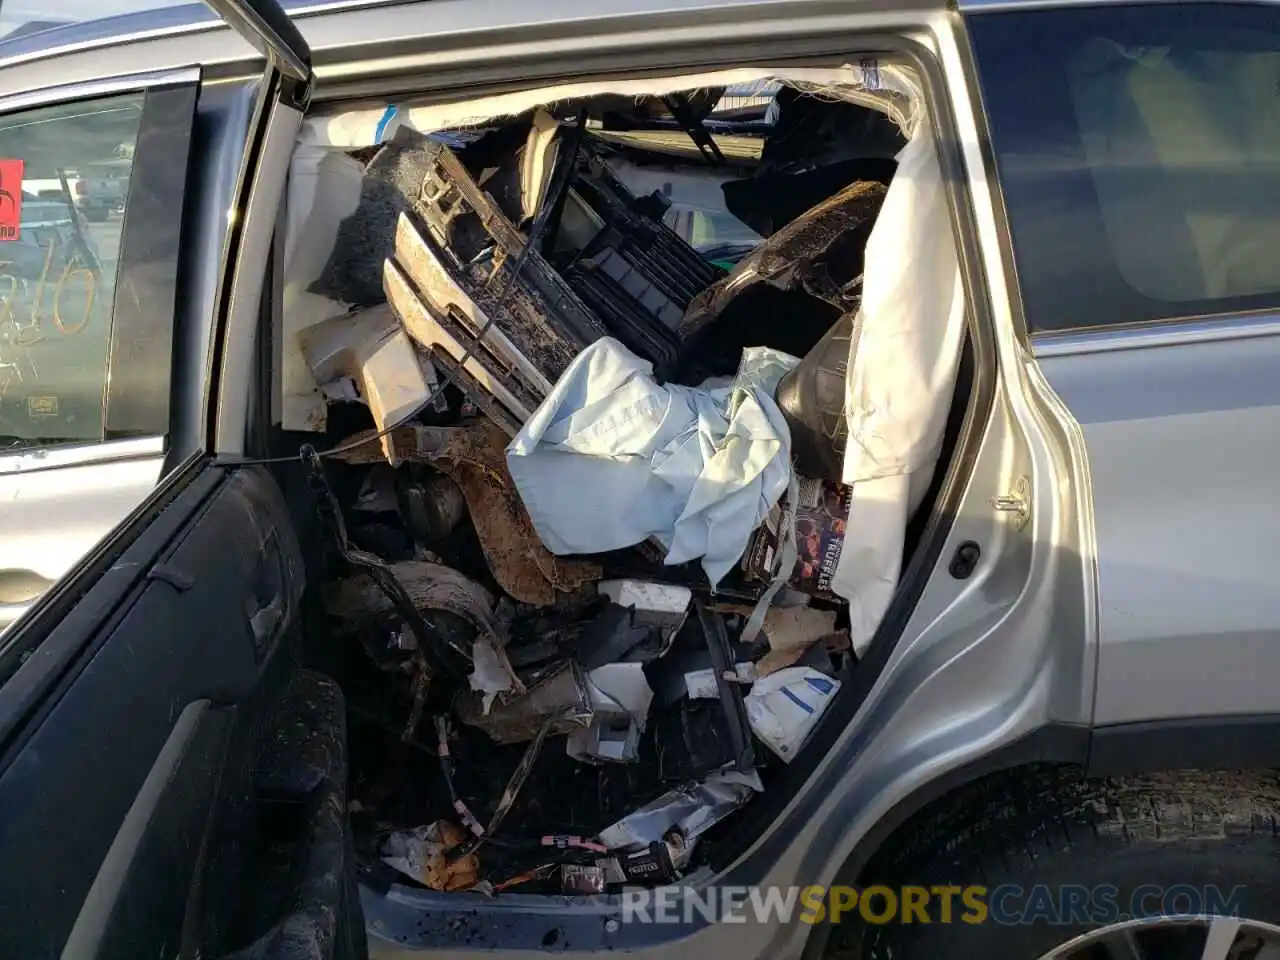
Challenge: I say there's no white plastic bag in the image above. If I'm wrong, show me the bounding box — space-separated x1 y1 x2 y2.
744 667 840 762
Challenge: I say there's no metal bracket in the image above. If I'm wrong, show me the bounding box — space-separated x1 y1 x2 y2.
992 475 1031 531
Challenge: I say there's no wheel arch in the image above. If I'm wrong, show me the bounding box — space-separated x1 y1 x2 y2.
801 715 1280 959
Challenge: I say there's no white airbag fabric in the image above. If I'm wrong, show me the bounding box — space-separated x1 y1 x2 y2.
505 337 798 587
833 116 966 653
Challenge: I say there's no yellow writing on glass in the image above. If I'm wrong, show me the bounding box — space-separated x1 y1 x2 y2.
0 233 97 344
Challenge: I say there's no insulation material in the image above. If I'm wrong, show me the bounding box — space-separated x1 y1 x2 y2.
281 61 921 433
296 63 920 150
283 150 366 432
833 113 966 654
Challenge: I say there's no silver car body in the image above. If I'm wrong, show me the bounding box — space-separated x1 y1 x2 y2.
0 0 1271 955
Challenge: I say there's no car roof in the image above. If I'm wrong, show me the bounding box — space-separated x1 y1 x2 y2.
0 0 954 103
0 0 362 69
0 0 367 57
0 0 1195 103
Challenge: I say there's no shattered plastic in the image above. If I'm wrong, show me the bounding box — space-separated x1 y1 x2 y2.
680 179 886 344
299 304 437 466
382 821 481 891
455 660 594 744
566 662 654 764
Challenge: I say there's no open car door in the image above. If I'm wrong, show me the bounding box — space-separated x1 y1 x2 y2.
0 5 363 959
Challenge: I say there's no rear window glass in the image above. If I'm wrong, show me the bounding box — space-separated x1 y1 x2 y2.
0 93 142 448
971 4 1280 333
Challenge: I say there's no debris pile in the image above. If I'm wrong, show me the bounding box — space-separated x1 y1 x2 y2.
301 90 883 895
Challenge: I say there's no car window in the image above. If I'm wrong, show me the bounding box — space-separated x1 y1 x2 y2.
970 4 1280 333
0 87 194 451
607 158 763 256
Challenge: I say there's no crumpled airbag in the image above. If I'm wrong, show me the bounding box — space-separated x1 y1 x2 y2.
506 337 797 586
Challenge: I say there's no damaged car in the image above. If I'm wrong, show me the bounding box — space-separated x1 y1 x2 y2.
289 66 920 905
3 1 1280 959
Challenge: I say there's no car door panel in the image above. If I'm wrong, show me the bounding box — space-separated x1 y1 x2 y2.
1038 329 1280 725
61 698 230 960
0 466 305 958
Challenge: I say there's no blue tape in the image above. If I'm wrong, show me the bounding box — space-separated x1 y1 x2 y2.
806 676 835 696
374 104 399 143
781 686 815 715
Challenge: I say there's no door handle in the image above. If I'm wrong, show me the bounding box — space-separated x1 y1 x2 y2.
0 569 53 633
247 530 286 649
0 568 53 605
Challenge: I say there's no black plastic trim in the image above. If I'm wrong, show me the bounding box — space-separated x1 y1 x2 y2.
950 10 1032 347
203 69 281 451
1089 715 1280 776
104 81 199 440
167 80 257 469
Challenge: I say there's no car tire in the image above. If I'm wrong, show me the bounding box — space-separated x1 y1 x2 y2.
853 767 1280 959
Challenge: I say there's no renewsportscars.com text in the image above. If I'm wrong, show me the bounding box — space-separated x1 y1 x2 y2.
620 884 1247 925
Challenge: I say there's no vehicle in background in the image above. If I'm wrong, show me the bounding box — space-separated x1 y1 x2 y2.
74 159 130 221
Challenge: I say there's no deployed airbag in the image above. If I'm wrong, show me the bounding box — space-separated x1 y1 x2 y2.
505 337 798 586
833 115 966 652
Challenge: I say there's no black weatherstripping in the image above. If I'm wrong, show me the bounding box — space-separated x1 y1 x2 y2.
203 0 313 83
1089 715 1280 776
166 81 259 469
203 64 309 453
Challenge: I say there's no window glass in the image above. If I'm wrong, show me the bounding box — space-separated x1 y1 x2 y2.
0 93 143 449
971 4 1280 333
608 157 763 256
